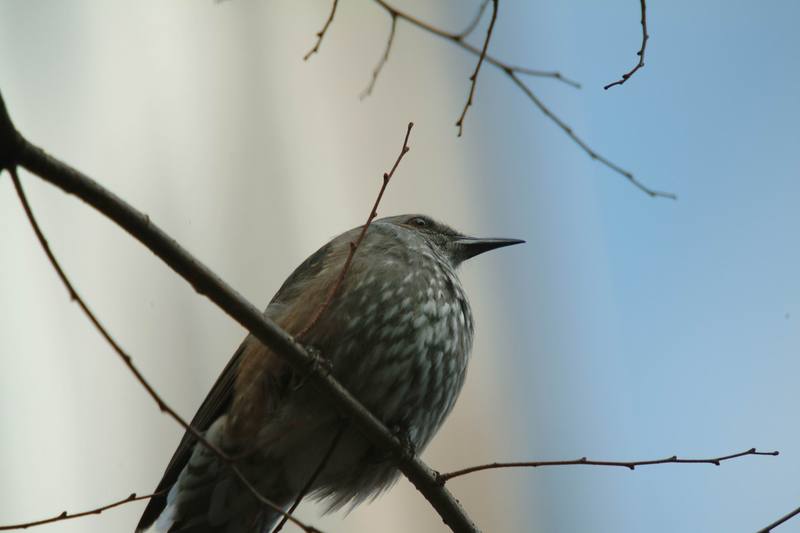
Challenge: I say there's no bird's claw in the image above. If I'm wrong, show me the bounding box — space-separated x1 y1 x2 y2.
389 421 416 458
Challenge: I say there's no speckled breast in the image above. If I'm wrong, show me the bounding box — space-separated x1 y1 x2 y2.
329 238 475 451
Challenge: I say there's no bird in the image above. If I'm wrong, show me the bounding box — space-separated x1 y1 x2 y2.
136 214 523 532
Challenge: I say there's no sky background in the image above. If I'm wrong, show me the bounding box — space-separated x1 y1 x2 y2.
1 1 799 532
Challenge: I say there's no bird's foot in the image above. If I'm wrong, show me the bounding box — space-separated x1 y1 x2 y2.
389 420 417 458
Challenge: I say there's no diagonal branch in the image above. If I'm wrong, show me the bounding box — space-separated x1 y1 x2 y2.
369 0 672 198
303 0 339 61
357 0 578 100
8 169 320 533
756 504 800 533
505 71 675 199
454 0 491 40
0 92 480 533
9 169 225 461
438 448 779 483
455 0 497 137
0 492 163 531
604 0 649 90
271 423 347 533
360 13 398 100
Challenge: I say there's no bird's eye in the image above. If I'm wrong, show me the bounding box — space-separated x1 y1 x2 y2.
409 217 429 228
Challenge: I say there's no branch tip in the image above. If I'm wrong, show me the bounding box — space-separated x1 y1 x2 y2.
603 0 648 90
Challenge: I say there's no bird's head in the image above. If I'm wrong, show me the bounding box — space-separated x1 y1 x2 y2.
378 214 524 268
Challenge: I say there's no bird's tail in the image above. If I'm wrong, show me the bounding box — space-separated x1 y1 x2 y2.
138 426 292 533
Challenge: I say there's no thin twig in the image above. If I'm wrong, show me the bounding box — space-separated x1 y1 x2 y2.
454 0 490 40
438 448 779 483
303 0 339 61
296 121 413 339
9 169 320 533
9 169 223 459
370 0 579 90
229 465 324 533
604 0 648 90
505 70 675 199
2 90 479 532
370 0 671 198
455 0 497 137
513 66 581 89
272 423 347 533
0 491 163 531
755 504 800 533
360 14 398 100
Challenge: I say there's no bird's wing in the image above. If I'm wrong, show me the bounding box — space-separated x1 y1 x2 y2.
135 336 248 531
136 239 339 532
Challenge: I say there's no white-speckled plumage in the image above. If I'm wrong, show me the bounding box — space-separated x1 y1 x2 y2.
138 215 522 533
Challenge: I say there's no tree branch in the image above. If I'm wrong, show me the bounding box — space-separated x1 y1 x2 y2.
369 0 671 198
8 168 320 533
360 13 398 100
455 0 497 137
454 0 491 40
604 0 648 90
303 0 339 61
505 71 675 199
0 492 163 531
437 448 779 483
756 503 800 533
271 423 347 533
0 92 480 533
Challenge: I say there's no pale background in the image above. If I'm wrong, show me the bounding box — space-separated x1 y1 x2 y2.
1 1 799 532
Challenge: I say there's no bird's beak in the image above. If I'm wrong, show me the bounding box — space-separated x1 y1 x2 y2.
453 236 525 261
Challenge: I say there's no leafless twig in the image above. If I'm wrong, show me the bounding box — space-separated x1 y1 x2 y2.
297 121 413 338
304 0 339 61
272 423 347 533
8 168 321 533
0 491 163 531
438 448 779 483
454 0 491 40
756 503 800 533
360 14 397 100
604 0 648 90
9 169 222 459
505 71 675 199
369 0 671 198
455 0 497 136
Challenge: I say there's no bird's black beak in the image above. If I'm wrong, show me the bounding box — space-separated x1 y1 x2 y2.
453 236 525 262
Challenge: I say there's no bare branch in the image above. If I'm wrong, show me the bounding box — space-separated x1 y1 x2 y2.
371 1 577 88
756 504 800 533
360 14 397 100
272 423 347 533
505 71 676 199
370 0 671 198
455 0 497 137
438 448 779 483
296 121 413 338
0 91 479 533
304 0 339 61
228 465 323 533
9 169 223 458
0 491 163 531
604 0 649 90
454 0 491 40
8 168 322 533
512 65 581 89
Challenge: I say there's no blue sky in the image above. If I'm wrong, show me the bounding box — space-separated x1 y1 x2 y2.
481 2 800 531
